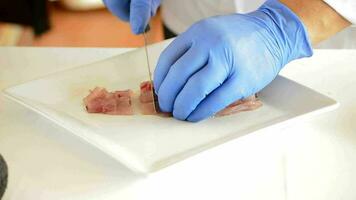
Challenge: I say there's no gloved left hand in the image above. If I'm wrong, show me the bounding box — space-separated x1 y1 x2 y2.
103 0 161 34
154 0 313 122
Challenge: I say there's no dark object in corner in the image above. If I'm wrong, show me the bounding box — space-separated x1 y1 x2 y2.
0 154 8 199
0 0 50 35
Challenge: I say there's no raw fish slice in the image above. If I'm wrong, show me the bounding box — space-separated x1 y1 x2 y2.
114 90 133 98
139 81 170 116
139 81 154 103
83 87 133 115
84 82 261 118
140 102 156 115
83 87 108 113
216 95 262 117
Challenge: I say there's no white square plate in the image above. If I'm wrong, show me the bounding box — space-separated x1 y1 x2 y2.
3 41 338 173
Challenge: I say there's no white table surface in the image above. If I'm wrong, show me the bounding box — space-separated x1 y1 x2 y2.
0 47 355 200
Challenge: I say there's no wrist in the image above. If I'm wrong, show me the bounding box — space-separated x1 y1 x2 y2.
279 0 351 44
255 0 313 67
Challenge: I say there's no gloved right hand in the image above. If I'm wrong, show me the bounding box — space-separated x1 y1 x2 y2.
103 0 161 34
153 0 313 122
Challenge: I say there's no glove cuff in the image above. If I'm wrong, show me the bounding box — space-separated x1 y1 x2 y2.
258 0 313 66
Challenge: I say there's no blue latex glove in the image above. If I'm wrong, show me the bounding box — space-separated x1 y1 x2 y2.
154 0 313 122
103 0 161 34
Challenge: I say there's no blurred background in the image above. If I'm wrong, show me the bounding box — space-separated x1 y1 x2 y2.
0 0 164 47
0 0 354 48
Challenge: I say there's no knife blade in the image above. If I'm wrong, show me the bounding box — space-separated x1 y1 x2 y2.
143 25 158 113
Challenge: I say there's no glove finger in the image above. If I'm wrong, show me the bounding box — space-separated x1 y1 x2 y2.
130 0 151 34
172 58 229 121
153 34 191 92
150 0 161 16
157 44 208 112
187 75 248 122
103 0 130 21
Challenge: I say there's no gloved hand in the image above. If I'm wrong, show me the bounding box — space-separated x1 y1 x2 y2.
103 0 161 34
154 0 313 122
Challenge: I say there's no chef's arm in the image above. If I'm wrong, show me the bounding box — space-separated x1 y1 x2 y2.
280 0 351 45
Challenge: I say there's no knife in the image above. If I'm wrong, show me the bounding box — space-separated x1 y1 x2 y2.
143 25 159 113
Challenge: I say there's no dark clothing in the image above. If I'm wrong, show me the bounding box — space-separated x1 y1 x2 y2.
0 0 50 35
